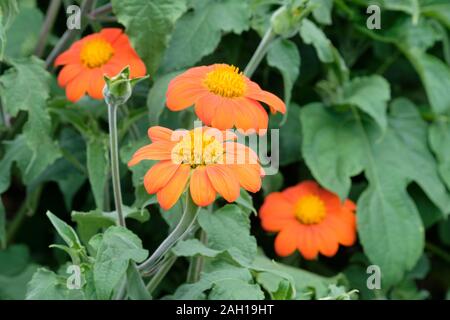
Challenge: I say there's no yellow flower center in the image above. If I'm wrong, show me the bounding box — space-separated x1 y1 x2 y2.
203 65 246 98
294 195 326 225
171 129 224 167
80 38 114 68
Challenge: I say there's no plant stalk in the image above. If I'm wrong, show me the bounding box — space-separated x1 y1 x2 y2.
35 0 62 57
186 227 207 283
107 102 126 227
138 192 199 275
146 254 177 295
243 26 276 78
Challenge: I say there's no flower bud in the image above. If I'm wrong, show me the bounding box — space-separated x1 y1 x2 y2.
103 66 149 106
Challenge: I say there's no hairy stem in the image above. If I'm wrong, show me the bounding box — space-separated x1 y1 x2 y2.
35 0 62 57
146 254 177 295
107 102 126 227
244 26 276 78
138 192 199 275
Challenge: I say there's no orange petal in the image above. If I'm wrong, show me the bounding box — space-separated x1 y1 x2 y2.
324 214 356 246
259 192 295 220
231 99 257 133
301 227 319 260
211 100 235 130
54 44 82 66
166 73 209 111
190 166 216 206
223 142 259 165
157 164 190 210
87 68 105 100
128 141 176 166
195 94 219 125
143 160 180 194
57 64 84 87
230 164 261 193
65 70 91 102
282 181 320 204
246 80 286 114
100 28 123 43
147 126 174 142
206 165 240 203
274 225 298 257
315 224 339 257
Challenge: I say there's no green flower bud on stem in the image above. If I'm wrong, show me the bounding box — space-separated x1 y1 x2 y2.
271 0 312 38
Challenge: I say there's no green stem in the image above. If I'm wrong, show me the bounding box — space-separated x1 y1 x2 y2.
138 192 199 275
107 102 126 227
426 242 450 264
243 26 276 78
146 254 177 295
35 0 62 57
6 186 43 244
186 227 207 283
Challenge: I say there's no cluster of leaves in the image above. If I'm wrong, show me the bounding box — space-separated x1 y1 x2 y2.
1 0 450 300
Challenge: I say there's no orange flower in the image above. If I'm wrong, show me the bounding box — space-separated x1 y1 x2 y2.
260 181 356 259
55 28 146 102
128 126 264 210
166 64 286 133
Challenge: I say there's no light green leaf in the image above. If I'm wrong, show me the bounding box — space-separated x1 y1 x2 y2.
4 6 43 58
26 268 84 300
429 121 450 191
235 189 257 215
126 263 151 300
311 0 333 25
209 279 265 300
46 211 83 250
86 135 109 210
72 207 150 244
341 75 391 131
162 0 251 71
256 272 295 300
422 0 450 29
0 0 18 60
0 201 5 249
262 171 284 195
93 226 148 300
299 19 334 63
0 57 60 178
198 204 257 265
267 38 300 118
111 0 188 74
301 99 450 285
147 71 183 125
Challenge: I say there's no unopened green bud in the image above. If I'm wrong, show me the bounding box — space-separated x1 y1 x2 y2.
271 0 311 38
103 66 149 106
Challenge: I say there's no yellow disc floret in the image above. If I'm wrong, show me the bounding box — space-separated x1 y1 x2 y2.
172 129 224 167
80 38 114 68
294 195 326 225
203 65 246 98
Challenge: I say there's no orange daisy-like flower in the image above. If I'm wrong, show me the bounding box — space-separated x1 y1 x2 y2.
55 28 146 102
166 64 286 133
260 181 356 259
128 126 264 210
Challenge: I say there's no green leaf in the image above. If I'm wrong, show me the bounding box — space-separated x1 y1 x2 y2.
92 226 148 300
147 71 183 126
262 172 284 196
209 279 265 300
267 38 300 121
161 0 251 72
311 0 333 25
0 57 60 177
198 204 257 265
86 135 109 210
235 189 257 215
299 19 334 63
256 272 295 300
0 201 5 249
126 263 151 300
422 0 450 29
341 76 391 131
4 6 43 58
46 211 83 250
26 268 84 300
429 121 450 192
0 0 18 60
111 0 188 75
72 207 150 244
301 99 450 285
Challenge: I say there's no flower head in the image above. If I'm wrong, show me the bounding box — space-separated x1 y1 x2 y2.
55 28 146 102
260 181 356 259
166 64 286 133
128 126 264 210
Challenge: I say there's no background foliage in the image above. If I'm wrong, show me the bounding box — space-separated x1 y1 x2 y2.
0 0 450 300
